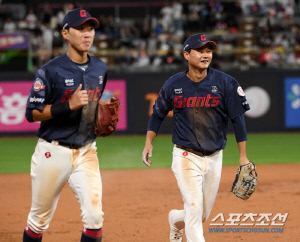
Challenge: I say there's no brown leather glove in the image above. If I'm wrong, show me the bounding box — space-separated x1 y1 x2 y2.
94 96 120 137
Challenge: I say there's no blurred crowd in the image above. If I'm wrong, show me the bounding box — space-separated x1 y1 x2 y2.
1 0 300 71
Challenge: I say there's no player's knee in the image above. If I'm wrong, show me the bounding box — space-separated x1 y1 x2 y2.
185 204 201 217
83 209 104 228
185 201 209 223
27 217 49 234
186 201 201 211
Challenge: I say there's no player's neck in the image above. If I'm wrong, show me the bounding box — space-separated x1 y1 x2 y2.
67 50 89 64
187 69 207 83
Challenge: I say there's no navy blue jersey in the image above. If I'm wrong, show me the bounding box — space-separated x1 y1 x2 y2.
26 53 107 146
148 67 250 152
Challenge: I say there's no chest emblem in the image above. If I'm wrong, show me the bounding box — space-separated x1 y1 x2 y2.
99 76 103 84
174 88 183 94
65 79 74 86
212 86 218 93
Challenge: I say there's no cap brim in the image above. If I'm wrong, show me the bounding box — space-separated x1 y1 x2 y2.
193 41 217 50
70 17 99 29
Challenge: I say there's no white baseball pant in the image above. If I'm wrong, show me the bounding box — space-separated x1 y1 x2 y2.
27 138 104 234
171 145 223 242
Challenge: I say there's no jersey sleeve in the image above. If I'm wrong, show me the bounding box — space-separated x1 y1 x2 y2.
226 78 250 119
26 68 52 111
147 85 172 133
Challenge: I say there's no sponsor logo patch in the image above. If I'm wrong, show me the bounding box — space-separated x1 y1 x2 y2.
65 79 74 86
174 88 183 94
30 97 45 103
33 78 45 93
237 86 245 96
183 151 188 156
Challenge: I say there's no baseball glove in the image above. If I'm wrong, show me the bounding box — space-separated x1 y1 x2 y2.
95 96 120 137
231 161 257 200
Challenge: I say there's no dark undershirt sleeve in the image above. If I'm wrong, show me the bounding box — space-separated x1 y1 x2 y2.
231 114 247 143
25 108 34 122
147 114 165 134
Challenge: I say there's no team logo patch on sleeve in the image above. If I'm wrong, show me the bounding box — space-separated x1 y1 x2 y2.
33 78 46 92
237 86 245 96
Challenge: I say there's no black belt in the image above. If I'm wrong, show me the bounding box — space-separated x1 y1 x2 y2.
46 140 82 149
176 145 217 157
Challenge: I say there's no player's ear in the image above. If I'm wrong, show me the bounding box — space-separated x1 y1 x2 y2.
183 51 190 61
61 29 69 40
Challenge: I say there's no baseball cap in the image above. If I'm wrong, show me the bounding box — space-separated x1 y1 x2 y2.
183 34 217 52
62 8 99 30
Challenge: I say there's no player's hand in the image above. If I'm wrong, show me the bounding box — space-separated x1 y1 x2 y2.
142 143 153 167
69 84 89 110
239 157 256 178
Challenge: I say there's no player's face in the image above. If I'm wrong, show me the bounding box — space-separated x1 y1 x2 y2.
184 46 213 70
62 22 95 53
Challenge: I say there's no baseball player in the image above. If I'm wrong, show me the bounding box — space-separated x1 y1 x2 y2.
23 9 106 242
142 33 251 241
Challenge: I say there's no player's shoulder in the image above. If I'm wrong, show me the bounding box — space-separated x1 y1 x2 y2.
209 67 235 81
89 55 105 64
35 54 67 80
42 53 68 69
209 67 239 88
164 71 186 88
89 55 107 70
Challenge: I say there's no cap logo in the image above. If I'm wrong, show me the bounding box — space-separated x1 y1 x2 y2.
80 10 87 17
201 35 207 41
63 23 68 29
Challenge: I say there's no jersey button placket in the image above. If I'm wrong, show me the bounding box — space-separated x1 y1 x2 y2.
195 91 199 126
195 92 198 113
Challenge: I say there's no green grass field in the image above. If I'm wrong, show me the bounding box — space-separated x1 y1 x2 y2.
0 133 299 174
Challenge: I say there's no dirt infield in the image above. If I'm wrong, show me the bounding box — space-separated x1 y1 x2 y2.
0 163 299 242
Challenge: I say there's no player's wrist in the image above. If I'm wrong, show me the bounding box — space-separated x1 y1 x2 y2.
51 102 71 118
239 158 249 166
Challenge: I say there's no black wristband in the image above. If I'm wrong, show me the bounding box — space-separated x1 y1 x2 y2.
51 102 71 118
